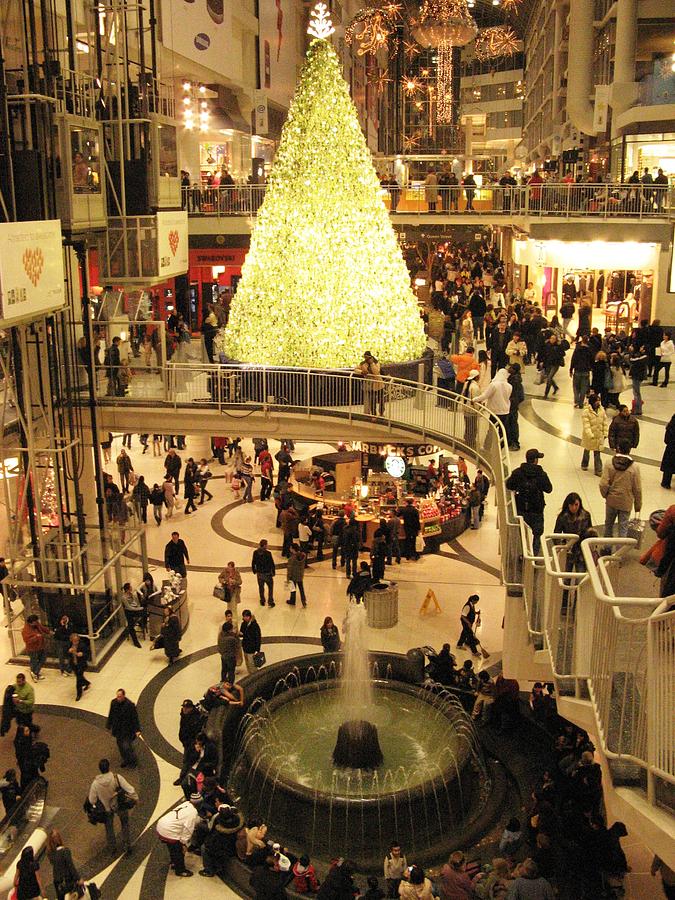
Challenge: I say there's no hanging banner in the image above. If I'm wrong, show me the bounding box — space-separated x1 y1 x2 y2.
254 90 269 135
593 84 610 133
0 220 65 326
156 211 189 279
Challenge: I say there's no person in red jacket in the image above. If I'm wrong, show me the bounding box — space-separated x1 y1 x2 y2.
21 615 52 682
293 855 320 893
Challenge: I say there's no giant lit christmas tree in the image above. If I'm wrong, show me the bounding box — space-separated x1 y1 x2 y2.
218 3 426 369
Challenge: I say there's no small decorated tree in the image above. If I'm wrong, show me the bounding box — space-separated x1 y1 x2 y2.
218 3 426 369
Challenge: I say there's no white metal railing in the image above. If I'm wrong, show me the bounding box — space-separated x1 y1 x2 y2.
520 518 545 648
55 69 98 118
580 538 674 807
180 182 673 220
541 534 597 696
81 360 523 588
521 533 675 815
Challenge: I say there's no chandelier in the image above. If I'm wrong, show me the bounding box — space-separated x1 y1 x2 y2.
347 0 520 127
410 0 477 124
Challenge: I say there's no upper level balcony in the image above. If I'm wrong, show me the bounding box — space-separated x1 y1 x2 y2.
181 182 673 228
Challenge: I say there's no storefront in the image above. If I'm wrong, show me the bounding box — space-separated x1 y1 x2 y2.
611 132 675 182
187 245 248 328
290 444 473 551
513 237 660 321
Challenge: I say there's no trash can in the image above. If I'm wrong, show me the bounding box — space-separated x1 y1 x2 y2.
364 581 398 628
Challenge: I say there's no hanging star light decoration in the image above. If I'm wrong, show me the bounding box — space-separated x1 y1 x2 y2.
380 1 403 20
473 25 519 60
501 0 524 9
403 131 422 150
402 75 422 94
345 8 392 55
369 69 392 93
403 39 420 60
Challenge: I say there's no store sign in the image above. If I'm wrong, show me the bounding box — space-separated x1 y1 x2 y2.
156 211 188 278
0 220 65 326
254 90 269 135
384 455 406 478
189 248 247 267
356 441 439 458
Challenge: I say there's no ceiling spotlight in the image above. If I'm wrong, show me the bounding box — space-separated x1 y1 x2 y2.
182 81 191 91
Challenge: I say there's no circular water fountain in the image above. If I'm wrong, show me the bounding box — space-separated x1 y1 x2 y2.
228 606 492 866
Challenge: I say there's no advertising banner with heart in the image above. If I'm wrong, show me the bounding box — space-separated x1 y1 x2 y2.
0 220 65 326
156 210 189 279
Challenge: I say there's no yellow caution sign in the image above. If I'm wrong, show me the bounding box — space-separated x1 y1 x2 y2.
420 588 442 615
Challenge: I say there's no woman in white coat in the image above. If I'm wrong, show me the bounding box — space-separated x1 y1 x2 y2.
581 393 608 475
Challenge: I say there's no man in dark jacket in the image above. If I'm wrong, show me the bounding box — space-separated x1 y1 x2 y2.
347 561 373 602
330 511 346 569
608 405 640 450
251 539 275 607
488 318 512 377
505 449 553 555
107 336 122 396
200 804 245 878
173 700 204 786
569 336 594 407
646 319 664 378
239 609 262 674
164 531 190 577
397 498 421 560
468 289 486 341
164 448 182 491
342 518 361 576
539 334 567 398
507 363 525 450
106 689 141 768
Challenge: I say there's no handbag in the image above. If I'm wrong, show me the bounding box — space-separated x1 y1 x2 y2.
253 650 266 668
626 518 644 542
212 584 226 601
83 796 107 825
112 774 137 812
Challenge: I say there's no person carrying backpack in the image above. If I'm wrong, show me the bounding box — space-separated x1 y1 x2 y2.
505 449 553 555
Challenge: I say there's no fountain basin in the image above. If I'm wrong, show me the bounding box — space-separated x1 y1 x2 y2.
228 679 488 866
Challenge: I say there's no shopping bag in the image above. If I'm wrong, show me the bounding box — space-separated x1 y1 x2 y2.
253 651 266 668
415 534 425 553
626 518 645 543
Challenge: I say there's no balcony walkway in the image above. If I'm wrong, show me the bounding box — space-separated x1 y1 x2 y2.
182 182 673 228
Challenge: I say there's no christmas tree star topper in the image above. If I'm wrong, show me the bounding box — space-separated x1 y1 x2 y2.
307 2 335 40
